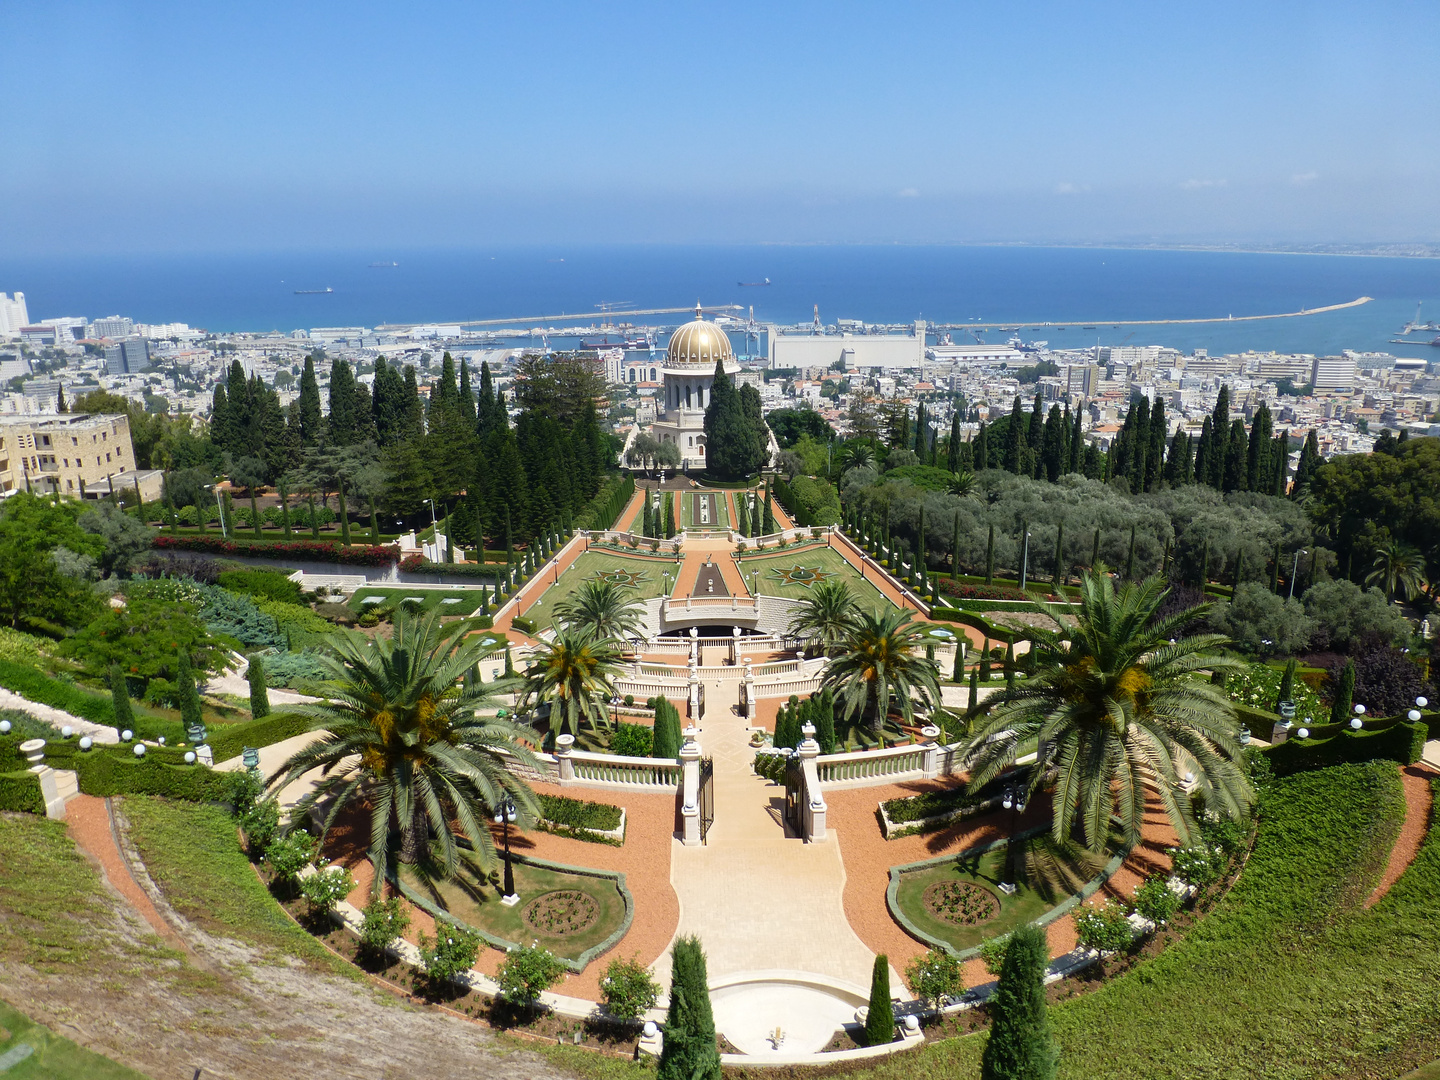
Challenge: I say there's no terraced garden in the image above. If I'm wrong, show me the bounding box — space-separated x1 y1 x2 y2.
735 542 889 609
520 550 677 632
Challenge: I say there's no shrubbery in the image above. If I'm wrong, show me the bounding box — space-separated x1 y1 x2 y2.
418 924 482 985
218 568 304 605
359 896 410 956
537 793 622 834
1074 900 1135 954
906 947 964 1009
497 944 566 1006
609 722 653 758
299 865 356 916
600 955 661 1020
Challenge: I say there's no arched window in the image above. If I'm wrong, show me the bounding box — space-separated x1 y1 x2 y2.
650 367 657 381
629 368 636 383
685 385 692 408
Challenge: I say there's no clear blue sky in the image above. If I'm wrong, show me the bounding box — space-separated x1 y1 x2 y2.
3 1 1438 253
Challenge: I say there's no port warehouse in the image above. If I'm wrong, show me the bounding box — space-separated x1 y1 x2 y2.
766 323 1025 369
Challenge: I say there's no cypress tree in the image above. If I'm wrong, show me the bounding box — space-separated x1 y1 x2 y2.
980 923 1059 1080
1276 657 1297 711
916 503 927 584
1329 659 1356 726
176 650 202 729
1246 401 1273 492
1004 640 1016 692
502 507 514 559
1069 408 1083 475
1124 524 1137 580
814 689 836 753
1270 541 1281 594
1090 527 1101 571
985 523 996 585
298 354 324 444
975 421 990 470
1052 521 1065 587
664 490 676 538
864 954 895 1046
1041 404 1065 482
308 493 319 539
1198 538 1209 590
979 638 991 682
1004 397 1025 474
370 499 380 545
1145 397 1166 492
1193 415 1213 488
968 666 979 711
222 490 234 537
165 491 178 534
948 412 962 472
1291 429 1321 499
952 638 965 683
657 936 722 1080
247 654 271 718
652 697 682 758
250 487 262 538
1208 385 1231 489
109 665 135 733
1233 549 1246 590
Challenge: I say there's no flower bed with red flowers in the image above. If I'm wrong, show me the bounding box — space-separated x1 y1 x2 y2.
153 534 399 566
937 580 1037 602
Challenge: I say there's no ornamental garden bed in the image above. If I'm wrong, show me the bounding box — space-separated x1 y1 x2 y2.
396 855 631 969
889 832 1121 955
347 587 490 617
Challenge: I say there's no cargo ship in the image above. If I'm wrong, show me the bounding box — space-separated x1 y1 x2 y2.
294 287 333 295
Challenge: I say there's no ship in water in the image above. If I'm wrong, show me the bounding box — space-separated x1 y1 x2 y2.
294 287 333 295
368 261 398 267
738 277 771 286
582 334 653 350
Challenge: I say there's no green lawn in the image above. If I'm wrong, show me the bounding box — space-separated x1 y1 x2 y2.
119 797 356 978
736 543 890 611
348 586 489 616
399 859 628 964
0 1001 150 1080
521 549 677 632
681 490 729 529
893 841 1108 954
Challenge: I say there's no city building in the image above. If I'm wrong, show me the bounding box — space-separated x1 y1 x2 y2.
927 342 1027 366
770 322 927 369
0 412 160 500
651 306 741 469
0 293 29 338
90 316 135 340
105 338 151 375
1311 354 1358 393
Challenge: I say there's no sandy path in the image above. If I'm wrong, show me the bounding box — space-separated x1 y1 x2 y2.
1365 763 1436 908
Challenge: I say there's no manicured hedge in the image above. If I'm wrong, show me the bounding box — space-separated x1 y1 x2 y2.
1264 721 1427 776
393 559 503 581
153 535 399 566
537 793 622 832
207 711 312 764
2 735 235 805
0 770 43 814
575 474 635 532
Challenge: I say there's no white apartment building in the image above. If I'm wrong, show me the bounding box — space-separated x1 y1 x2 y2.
90 316 134 339
0 293 29 338
1311 354 1357 393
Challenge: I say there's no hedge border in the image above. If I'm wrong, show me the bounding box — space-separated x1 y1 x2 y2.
153 535 399 566
391 851 635 974
0 769 44 814
885 826 1132 959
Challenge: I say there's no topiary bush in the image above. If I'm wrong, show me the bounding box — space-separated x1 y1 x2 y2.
600 954 661 1021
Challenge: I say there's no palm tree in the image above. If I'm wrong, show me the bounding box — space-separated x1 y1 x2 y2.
839 442 875 477
788 578 860 656
947 469 979 499
960 568 1251 852
1365 541 1426 603
822 608 943 736
521 626 624 741
553 578 644 643
269 609 541 895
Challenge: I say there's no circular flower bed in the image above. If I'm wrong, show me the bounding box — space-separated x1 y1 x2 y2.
923 881 1000 926
523 889 600 937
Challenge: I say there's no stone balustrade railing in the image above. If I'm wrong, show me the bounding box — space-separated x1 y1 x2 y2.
567 749 683 789
814 743 932 787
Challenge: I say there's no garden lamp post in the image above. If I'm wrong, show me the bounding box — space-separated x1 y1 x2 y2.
611 693 621 727
1288 549 1308 600
1019 529 1032 591
494 796 518 903
1000 785 1026 893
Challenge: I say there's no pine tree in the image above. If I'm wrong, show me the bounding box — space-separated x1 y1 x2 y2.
979 923 1059 1080
247 654 271 718
657 937 722 1080
1329 659 1356 726
56 384 66 413
176 650 202 729
109 665 135 733
864 954 895 1046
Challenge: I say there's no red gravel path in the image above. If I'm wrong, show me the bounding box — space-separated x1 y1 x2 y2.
1365 763 1436 908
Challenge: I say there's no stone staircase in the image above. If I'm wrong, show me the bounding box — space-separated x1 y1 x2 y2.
36 766 80 820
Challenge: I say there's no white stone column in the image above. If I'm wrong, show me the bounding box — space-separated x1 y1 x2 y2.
555 733 575 783
921 725 941 779
680 725 702 847
742 659 755 719
730 626 741 665
798 723 827 842
688 659 701 719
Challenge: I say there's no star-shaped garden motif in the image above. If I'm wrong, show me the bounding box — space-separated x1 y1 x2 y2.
769 564 836 589
594 567 648 589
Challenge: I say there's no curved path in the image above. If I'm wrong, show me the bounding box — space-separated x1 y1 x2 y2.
1365 763 1436 908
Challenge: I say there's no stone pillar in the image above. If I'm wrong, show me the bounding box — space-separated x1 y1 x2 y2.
555 733 576 783
742 659 755 719
680 725 702 847
921 725 941 779
689 625 699 662
798 723 827 842
688 660 701 719
730 626 741 665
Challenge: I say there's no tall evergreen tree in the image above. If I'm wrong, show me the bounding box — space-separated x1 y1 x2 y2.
975 421 990 470
247 654 271 718
371 356 408 447
1222 418 1248 492
1193 415 1213 487
1004 397 1026 474
1144 397 1166 492
948 412 963 473
1246 401 1273 492
979 924 1059 1080
1068 407 1083 475
297 354 324 444
1208 385 1231 489
951 510 962 581
1163 429 1188 486
401 365 425 442
864 954 895 1046
1041 405 1065 482
657 936 722 1080
457 357 477 427
1291 429 1321 499
1027 389 1045 448
704 360 766 479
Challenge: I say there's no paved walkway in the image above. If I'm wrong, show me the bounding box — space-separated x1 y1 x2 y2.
0 688 120 744
656 667 898 995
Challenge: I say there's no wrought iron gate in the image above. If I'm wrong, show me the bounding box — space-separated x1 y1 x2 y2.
698 756 715 844
783 754 804 836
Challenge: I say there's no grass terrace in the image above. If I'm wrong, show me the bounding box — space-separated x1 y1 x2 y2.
735 542 889 610
521 549 677 633
681 490 730 530
347 586 489 617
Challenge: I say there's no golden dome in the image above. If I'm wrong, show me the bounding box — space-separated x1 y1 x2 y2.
666 304 735 367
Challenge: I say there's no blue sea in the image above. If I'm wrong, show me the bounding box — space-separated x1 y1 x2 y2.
4 245 1440 356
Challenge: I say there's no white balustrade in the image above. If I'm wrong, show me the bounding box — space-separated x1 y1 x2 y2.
815 744 932 787
567 750 683 789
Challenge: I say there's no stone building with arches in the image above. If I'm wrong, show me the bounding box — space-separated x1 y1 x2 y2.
651 305 742 470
